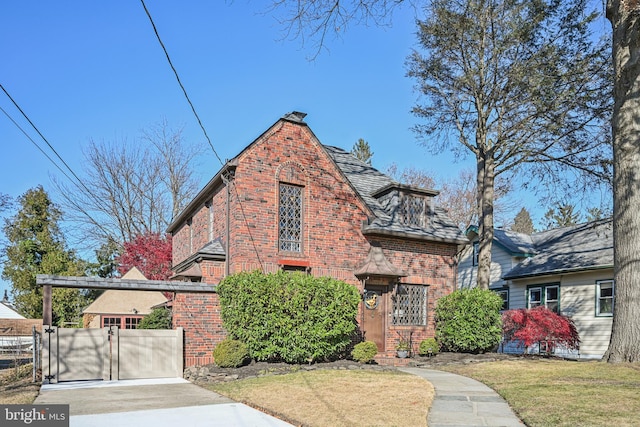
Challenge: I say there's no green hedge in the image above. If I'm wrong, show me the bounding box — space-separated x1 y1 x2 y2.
217 270 360 363
137 307 172 329
435 288 503 353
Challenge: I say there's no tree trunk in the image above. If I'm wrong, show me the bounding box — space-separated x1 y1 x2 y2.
604 0 640 362
476 153 495 290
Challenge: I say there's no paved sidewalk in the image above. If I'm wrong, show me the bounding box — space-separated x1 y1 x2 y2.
35 377 293 427
399 368 524 427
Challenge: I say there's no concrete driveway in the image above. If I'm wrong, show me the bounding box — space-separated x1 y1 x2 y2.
35 378 293 427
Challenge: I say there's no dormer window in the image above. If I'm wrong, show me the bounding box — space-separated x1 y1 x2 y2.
399 194 427 227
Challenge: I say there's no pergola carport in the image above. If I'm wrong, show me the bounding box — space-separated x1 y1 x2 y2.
36 275 216 326
36 275 217 383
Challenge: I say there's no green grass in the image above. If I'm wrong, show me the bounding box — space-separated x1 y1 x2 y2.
443 359 640 427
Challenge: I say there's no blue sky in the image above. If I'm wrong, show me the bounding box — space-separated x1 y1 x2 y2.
0 1 608 299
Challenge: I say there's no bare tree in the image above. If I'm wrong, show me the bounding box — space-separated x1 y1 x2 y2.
54 120 202 246
267 0 409 58
603 0 640 363
407 0 611 289
387 164 511 231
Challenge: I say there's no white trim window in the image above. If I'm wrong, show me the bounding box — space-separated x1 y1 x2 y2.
528 284 559 313
596 280 614 316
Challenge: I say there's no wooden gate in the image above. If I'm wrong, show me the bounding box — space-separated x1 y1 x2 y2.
42 326 183 383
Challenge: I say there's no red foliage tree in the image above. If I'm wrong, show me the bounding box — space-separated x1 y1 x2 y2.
502 307 580 352
117 232 173 281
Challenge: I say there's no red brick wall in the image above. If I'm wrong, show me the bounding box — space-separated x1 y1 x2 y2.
226 121 371 277
172 292 224 367
368 238 458 356
171 118 460 364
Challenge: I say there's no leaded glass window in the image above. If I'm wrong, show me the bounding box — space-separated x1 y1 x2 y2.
399 195 426 227
279 184 302 252
392 285 427 325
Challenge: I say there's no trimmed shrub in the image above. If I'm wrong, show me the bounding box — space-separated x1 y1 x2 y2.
418 338 440 356
502 307 580 352
435 288 503 353
212 339 250 368
351 341 378 363
218 270 361 364
137 308 172 329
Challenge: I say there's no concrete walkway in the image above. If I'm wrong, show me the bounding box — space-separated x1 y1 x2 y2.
35 378 293 427
400 368 524 427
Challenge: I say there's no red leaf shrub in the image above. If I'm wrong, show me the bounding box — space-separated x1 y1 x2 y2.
502 307 580 351
117 232 173 281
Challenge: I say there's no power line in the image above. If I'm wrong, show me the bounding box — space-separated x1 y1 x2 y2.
0 86 123 249
0 84 88 191
139 0 224 166
0 105 77 186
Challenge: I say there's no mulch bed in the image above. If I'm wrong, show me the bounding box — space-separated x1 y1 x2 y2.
186 352 535 383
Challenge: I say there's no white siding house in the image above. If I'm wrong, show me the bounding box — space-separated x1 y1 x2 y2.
459 220 614 359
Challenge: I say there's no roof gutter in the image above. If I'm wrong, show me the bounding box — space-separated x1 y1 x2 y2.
503 264 613 281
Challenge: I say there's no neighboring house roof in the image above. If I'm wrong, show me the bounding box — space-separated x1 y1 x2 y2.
503 219 613 280
82 289 168 316
82 267 169 316
465 226 535 257
0 291 25 319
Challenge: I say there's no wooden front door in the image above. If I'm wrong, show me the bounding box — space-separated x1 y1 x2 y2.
362 287 386 352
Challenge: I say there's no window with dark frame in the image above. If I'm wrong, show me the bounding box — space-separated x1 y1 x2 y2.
279 183 303 252
472 242 479 266
527 284 560 313
596 280 614 316
102 317 121 328
392 284 427 326
398 195 426 227
101 316 143 329
494 289 509 311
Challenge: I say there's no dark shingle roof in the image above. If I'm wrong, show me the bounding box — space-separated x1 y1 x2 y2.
503 219 613 279
493 228 536 256
323 145 468 244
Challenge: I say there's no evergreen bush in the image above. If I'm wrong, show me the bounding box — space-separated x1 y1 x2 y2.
351 341 378 363
418 338 440 356
435 288 503 353
212 339 250 368
137 307 171 329
217 270 360 363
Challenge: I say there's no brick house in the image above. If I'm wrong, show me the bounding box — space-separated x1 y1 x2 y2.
168 112 467 365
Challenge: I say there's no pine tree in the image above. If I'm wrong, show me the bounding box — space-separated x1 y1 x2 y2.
1 186 88 324
511 208 535 234
543 204 581 230
350 138 373 165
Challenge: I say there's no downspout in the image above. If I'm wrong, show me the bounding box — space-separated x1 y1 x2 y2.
221 167 235 277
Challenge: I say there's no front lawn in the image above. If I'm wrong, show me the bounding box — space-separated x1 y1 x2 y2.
206 369 433 427
444 358 640 427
